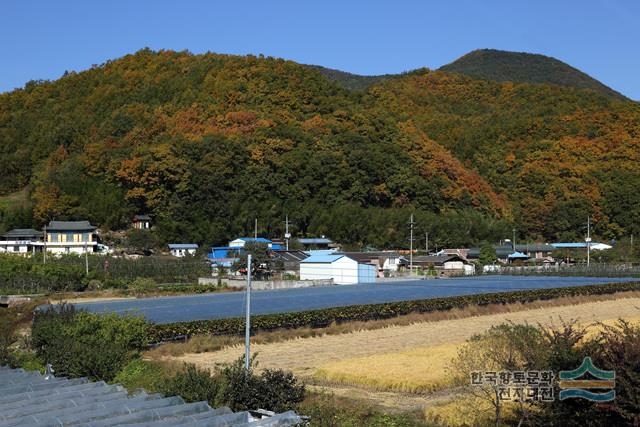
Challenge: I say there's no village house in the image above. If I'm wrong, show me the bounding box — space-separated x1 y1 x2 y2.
340 251 407 277
44 221 98 254
0 228 44 254
168 243 198 257
412 254 475 276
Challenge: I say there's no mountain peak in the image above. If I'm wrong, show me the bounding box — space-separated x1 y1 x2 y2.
439 49 626 100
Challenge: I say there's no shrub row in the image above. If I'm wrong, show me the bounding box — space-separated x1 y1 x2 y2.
0 254 211 294
148 281 640 342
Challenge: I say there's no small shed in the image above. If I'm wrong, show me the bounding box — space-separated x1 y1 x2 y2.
168 243 198 257
132 214 152 230
300 254 373 285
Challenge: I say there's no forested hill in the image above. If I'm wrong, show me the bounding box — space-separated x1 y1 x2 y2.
0 48 638 248
439 49 628 101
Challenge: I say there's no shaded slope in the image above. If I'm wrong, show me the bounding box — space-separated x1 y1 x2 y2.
439 49 627 100
307 65 397 91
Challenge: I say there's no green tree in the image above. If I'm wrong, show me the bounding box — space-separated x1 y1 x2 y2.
31 304 149 381
478 243 498 266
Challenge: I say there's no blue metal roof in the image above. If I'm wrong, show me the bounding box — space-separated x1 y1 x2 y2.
552 242 602 249
235 237 272 243
168 243 198 249
508 251 529 259
301 254 346 263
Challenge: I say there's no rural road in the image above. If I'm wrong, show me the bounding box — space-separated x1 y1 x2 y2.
72 276 638 323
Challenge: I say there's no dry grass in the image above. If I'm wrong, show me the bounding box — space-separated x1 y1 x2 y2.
146 290 640 360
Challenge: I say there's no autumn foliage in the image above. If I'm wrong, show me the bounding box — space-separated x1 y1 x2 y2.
0 49 638 246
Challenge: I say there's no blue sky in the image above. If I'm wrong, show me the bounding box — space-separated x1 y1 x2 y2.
2 0 639 99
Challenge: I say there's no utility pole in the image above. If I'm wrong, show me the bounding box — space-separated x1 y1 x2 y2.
409 214 415 274
425 232 429 254
244 254 252 371
284 215 290 251
512 228 516 252
84 242 89 275
254 218 258 240
43 225 47 264
586 216 591 268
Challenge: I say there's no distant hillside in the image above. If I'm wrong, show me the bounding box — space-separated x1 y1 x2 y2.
440 49 627 100
0 49 639 246
307 65 397 91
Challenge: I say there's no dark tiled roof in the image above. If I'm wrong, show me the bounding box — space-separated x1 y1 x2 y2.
133 214 152 221
296 238 333 245
515 243 556 252
46 221 96 231
340 252 401 263
0 366 301 426
0 228 43 239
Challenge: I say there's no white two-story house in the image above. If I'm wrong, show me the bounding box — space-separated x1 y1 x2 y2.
44 221 98 254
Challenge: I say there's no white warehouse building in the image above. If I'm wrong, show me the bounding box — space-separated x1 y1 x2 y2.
300 254 376 285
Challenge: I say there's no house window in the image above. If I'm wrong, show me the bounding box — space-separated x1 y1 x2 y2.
13 246 19 252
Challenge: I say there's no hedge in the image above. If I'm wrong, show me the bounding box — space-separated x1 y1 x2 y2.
148 281 640 342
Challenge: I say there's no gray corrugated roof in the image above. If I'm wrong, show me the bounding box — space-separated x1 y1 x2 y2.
46 221 97 231
0 366 301 426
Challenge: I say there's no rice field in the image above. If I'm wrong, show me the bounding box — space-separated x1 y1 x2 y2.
313 314 640 395
314 342 460 393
